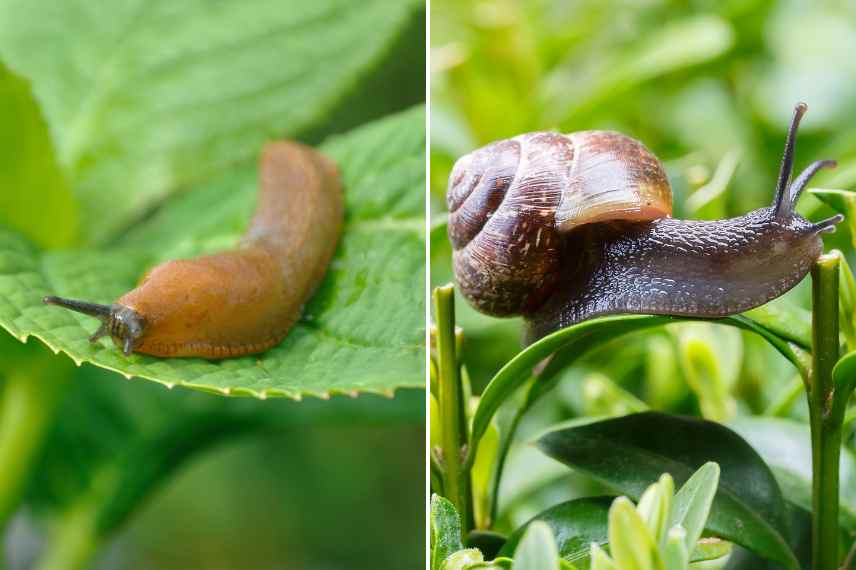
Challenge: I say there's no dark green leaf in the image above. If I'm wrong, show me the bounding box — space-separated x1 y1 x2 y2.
536 413 798 570
467 314 809 469
728 416 856 530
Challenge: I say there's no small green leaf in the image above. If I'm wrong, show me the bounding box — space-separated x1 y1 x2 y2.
0 108 425 398
637 474 674 544
443 549 484 570
499 497 612 562
591 543 619 570
810 188 856 248
432 494 465 570
536 413 799 570
663 527 689 570
671 463 720 551
608 497 660 570
513 521 560 570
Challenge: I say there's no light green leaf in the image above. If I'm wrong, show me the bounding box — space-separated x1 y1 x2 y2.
591 543 619 570
663 527 689 570
608 497 660 570
0 66 76 249
671 463 720 551
513 521 560 570
0 0 423 245
432 494 465 570
0 108 425 398
637 474 673 544
443 549 484 570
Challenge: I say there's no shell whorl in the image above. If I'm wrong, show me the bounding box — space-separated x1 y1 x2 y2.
447 130 672 317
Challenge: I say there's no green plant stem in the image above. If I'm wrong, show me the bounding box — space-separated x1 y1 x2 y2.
810 253 843 570
0 364 69 529
433 285 472 532
35 496 100 570
489 400 526 524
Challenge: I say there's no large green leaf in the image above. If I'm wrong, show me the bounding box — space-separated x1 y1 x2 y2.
0 0 423 245
0 107 425 398
536 413 799 570
465 312 810 468
728 416 856 530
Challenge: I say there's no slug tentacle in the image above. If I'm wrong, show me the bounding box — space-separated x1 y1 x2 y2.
44 296 146 356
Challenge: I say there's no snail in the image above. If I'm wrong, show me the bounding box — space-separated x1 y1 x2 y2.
45 141 343 358
447 102 843 343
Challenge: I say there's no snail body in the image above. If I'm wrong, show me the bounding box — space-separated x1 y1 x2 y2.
448 103 842 343
45 141 343 358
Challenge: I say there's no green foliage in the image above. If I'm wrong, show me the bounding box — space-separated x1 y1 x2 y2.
431 2 856 569
537 414 795 569
0 0 426 567
0 107 426 398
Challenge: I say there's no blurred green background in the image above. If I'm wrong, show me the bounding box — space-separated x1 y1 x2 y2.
430 0 856 556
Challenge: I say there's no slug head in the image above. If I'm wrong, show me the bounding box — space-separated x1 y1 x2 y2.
43 296 146 356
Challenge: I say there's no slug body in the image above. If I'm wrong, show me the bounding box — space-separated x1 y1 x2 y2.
448 103 841 343
45 141 343 358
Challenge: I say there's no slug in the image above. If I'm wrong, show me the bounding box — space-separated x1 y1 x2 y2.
446 102 843 343
45 141 343 358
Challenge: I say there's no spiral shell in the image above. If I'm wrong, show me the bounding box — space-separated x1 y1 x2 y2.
447 130 672 316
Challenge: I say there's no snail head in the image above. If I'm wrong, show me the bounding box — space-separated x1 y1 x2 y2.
43 296 146 356
772 102 843 234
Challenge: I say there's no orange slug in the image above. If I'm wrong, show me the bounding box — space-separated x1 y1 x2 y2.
44 141 343 359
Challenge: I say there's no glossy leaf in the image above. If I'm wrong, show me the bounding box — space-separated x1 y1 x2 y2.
0 108 425 398
467 312 809 469
536 413 799 570
500 497 613 562
671 462 720 552
728 416 856 530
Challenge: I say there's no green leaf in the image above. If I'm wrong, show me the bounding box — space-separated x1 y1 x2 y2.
536 413 799 570
832 350 856 413
0 0 424 245
443 549 485 570
727 416 856 530
432 494 465 570
0 108 425 398
671 462 720 551
608 497 660 570
0 66 76 249
663 528 689 570
500 497 613 562
810 188 856 248
512 521 560 570
466 313 809 470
